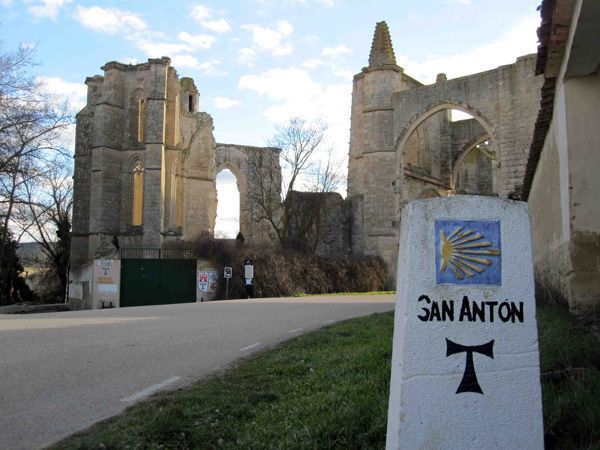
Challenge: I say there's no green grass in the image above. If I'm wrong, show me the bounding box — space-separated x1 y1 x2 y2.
538 305 600 449
52 305 600 450
52 313 394 450
296 291 395 297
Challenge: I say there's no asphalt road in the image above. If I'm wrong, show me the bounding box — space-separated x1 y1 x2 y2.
0 295 395 449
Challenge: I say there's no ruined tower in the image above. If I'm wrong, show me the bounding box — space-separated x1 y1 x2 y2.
346 22 542 281
70 58 280 270
347 22 422 268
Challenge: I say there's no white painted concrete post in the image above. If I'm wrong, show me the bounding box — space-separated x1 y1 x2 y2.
386 196 543 449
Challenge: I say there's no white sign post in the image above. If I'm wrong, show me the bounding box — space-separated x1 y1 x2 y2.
386 196 543 449
224 266 232 300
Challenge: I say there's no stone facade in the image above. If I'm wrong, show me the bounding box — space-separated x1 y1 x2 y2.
71 57 280 269
70 15 597 309
346 22 543 280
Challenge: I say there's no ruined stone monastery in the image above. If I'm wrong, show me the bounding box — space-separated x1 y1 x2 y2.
70 0 600 311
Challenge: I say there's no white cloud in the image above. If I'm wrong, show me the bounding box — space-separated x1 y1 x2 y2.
333 69 353 81
171 54 201 69
213 97 241 109
191 4 231 33
178 32 215 50
242 20 294 56
1 0 13 6
198 60 223 75
238 48 256 66
202 19 231 33
191 4 211 21
38 76 87 111
291 0 335 6
75 6 147 34
302 59 322 69
397 15 539 84
36 76 87 151
137 41 189 57
239 67 351 161
456 0 471 4
28 0 71 20
321 44 352 60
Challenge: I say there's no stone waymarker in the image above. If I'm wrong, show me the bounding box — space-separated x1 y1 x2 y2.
386 196 543 449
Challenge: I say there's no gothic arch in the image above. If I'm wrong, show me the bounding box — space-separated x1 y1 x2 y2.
215 161 246 238
396 101 498 158
451 132 490 190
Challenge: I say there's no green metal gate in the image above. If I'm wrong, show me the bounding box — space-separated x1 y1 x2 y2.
120 246 197 307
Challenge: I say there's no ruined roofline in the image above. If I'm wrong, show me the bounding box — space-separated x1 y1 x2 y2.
393 53 538 91
100 56 172 72
353 64 424 87
216 143 282 152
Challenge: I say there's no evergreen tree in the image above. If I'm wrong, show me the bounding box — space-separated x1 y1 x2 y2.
0 225 35 305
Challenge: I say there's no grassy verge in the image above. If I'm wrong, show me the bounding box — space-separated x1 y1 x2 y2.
296 291 395 297
538 305 600 448
52 305 599 449
52 313 394 449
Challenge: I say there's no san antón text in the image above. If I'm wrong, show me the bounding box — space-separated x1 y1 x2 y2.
417 295 524 323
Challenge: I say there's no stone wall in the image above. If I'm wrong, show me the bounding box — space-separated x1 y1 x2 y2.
525 0 600 311
285 191 352 258
215 143 281 244
70 58 281 281
347 22 542 280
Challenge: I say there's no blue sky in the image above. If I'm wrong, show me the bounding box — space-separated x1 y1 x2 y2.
0 0 542 236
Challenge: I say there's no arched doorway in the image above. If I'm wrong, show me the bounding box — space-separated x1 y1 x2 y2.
214 168 240 239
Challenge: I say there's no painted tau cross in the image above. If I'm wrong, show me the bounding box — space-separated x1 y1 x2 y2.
446 338 494 394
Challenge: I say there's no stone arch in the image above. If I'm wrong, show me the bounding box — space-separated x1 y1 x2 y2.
451 132 490 190
396 101 498 159
215 144 281 243
395 102 500 196
214 161 246 238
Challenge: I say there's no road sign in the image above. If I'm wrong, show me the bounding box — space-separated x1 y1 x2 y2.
224 267 232 278
244 259 254 279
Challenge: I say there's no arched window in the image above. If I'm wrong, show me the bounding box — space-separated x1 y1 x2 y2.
132 161 144 225
138 98 145 143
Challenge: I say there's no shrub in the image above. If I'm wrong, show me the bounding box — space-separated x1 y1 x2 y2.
190 236 387 300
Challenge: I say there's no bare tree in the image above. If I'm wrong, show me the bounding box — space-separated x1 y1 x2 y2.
246 116 343 251
14 158 72 301
305 148 346 194
0 42 72 301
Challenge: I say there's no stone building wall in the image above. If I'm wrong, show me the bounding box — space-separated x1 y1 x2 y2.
525 0 600 310
347 22 543 282
215 143 281 243
70 58 280 272
285 191 352 258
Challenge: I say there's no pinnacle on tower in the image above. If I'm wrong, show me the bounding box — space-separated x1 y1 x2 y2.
368 21 397 67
